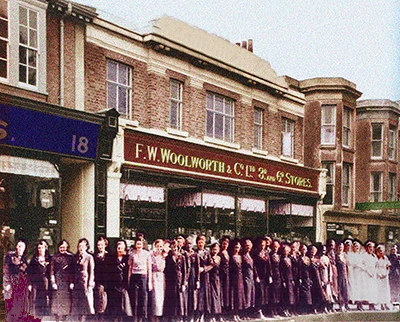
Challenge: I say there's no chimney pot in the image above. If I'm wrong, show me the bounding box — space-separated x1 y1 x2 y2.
241 40 247 49
248 39 253 52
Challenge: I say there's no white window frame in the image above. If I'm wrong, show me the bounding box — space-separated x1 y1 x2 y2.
106 59 132 118
389 127 396 161
253 107 263 150
389 173 397 202
371 123 383 159
342 163 351 206
342 107 352 148
169 79 183 130
1 0 46 92
282 117 294 158
321 105 336 145
206 92 234 143
370 172 382 202
322 162 334 205
0 0 9 80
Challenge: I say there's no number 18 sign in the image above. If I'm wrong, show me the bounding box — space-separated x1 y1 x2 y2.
0 104 101 160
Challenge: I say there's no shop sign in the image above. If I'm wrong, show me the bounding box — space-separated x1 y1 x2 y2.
124 130 320 194
0 104 100 159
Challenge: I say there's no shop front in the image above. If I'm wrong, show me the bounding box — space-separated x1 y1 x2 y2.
121 129 321 245
0 99 114 254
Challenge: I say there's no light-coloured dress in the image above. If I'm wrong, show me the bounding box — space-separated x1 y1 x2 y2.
150 251 166 316
375 256 391 307
347 251 366 302
363 252 378 304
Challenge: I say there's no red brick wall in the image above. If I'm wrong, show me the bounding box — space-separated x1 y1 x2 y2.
304 101 321 168
46 13 60 105
355 119 371 202
63 19 76 109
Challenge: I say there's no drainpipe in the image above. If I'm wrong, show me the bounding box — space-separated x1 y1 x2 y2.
60 1 72 107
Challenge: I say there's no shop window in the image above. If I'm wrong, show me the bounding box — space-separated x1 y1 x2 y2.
371 123 383 159
0 0 46 92
107 59 132 118
342 107 352 148
322 162 334 205
342 163 352 206
321 105 336 145
253 108 263 150
388 127 396 161
282 117 294 158
169 79 183 130
388 173 397 201
206 92 234 143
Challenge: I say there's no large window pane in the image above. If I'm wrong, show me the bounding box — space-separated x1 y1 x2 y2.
205 92 234 142
0 18 7 38
107 60 132 117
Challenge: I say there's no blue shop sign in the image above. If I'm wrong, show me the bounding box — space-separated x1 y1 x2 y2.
0 104 100 159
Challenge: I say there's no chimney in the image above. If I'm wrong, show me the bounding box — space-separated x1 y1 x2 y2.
236 42 241 47
241 40 247 50
248 39 253 52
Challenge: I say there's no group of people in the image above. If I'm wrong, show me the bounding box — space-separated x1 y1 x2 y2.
3 233 400 322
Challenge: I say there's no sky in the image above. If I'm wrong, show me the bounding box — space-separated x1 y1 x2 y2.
77 0 400 101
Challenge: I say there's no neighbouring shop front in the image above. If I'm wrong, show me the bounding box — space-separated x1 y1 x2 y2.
120 129 321 245
0 98 117 255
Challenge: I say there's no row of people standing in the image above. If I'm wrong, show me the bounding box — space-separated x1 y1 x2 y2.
3 234 400 321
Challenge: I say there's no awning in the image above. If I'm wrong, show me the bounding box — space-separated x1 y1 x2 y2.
0 155 59 178
171 192 235 209
270 203 313 217
120 184 165 203
239 198 266 212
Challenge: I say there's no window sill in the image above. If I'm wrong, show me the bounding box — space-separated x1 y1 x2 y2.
166 127 189 138
204 136 240 150
120 118 139 128
280 155 299 164
252 148 268 156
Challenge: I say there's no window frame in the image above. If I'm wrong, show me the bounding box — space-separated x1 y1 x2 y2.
322 162 334 205
370 172 382 202
0 0 46 92
342 106 352 148
342 163 352 206
169 79 183 130
281 117 295 158
0 0 9 80
253 107 263 150
106 59 132 119
205 91 235 143
371 123 383 159
321 104 336 145
388 127 396 161
388 172 397 202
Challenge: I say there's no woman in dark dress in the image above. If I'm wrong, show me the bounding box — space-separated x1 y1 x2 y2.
252 237 271 320
94 236 109 320
50 239 74 322
71 238 95 321
307 244 324 314
279 243 295 317
209 243 222 321
196 234 212 322
105 239 130 321
27 239 51 318
163 240 187 322
219 236 230 315
185 236 200 321
269 240 282 317
388 244 400 304
3 239 29 322
335 242 350 312
241 238 257 318
298 244 312 314
229 239 246 322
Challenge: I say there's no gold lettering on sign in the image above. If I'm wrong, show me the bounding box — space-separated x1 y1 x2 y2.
0 120 8 140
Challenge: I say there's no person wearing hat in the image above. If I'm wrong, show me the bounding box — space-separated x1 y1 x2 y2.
375 244 391 310
347 239 365 310
388 244 400 305
364 240 378 311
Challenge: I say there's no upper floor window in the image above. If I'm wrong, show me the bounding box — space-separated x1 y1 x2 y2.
321 105 336 145
389 127 397 161
0 0 46 91
169 79 183 130
322 162 334 205
0 0 8 79
371 123 383 159
370 172 382 202
253 108 263 150
107 59 132 118
342 107 352 148
282 117 294 158
206 92 234 143
342 163 352 206
389 173 397 201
